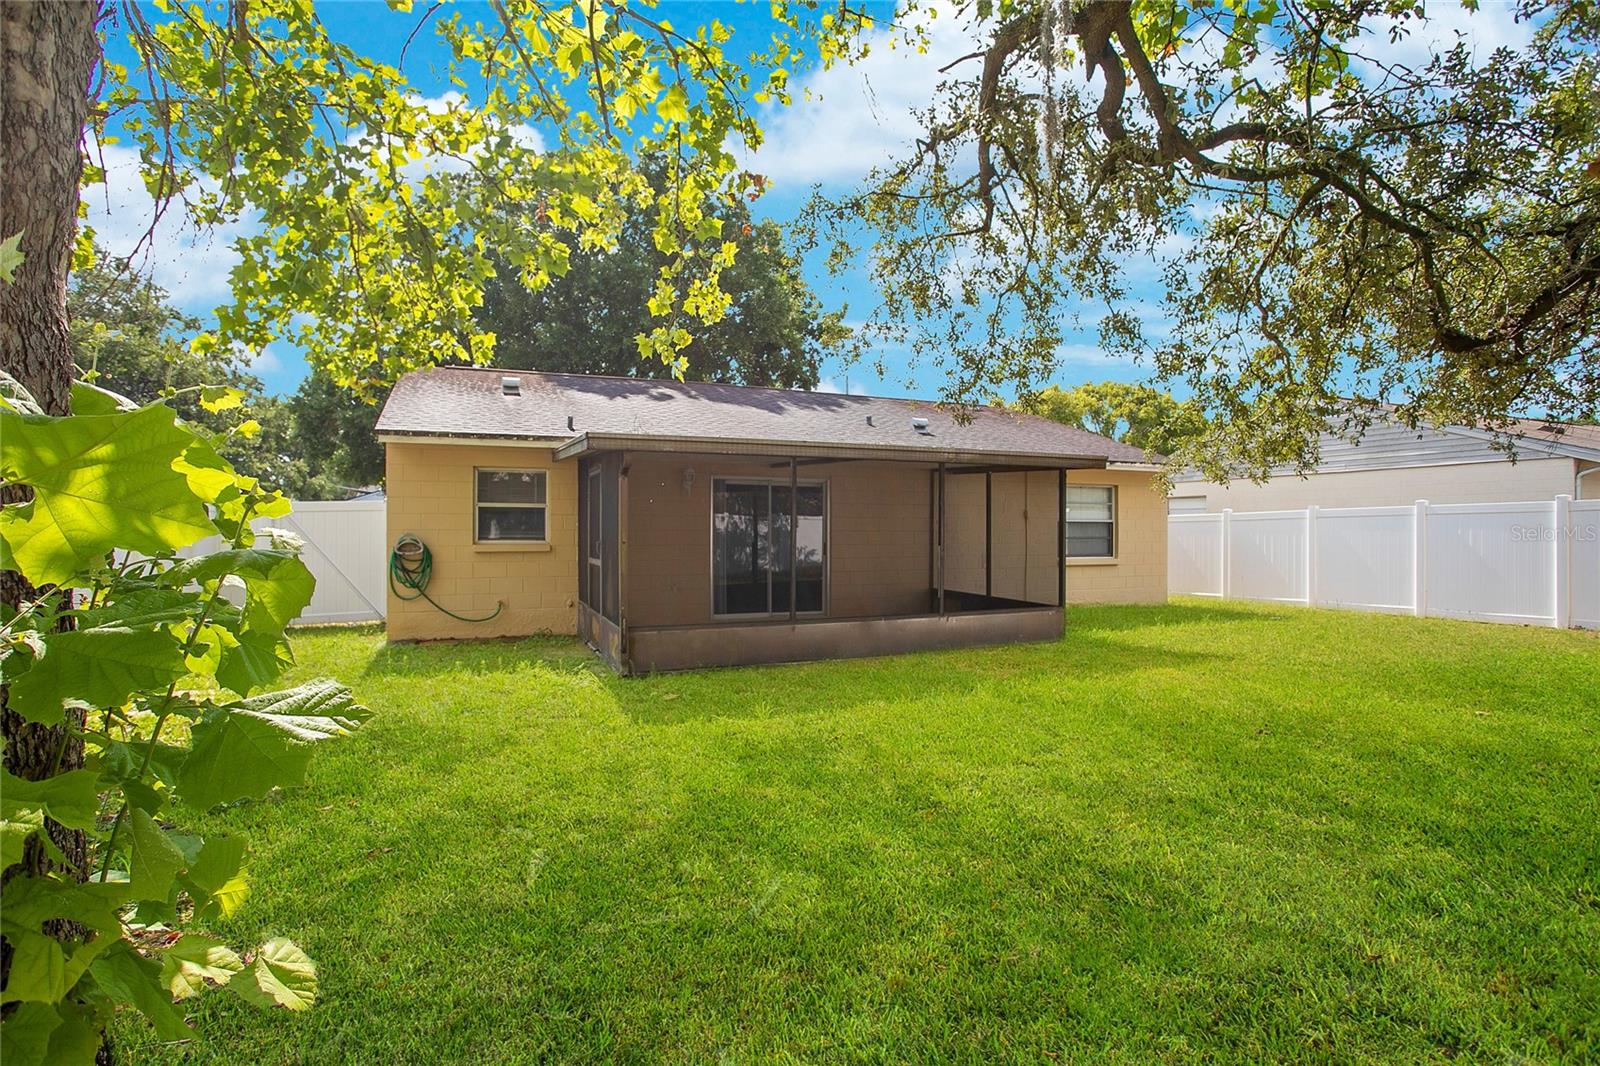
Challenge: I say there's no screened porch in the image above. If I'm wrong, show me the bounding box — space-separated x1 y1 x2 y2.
575 447 1100 674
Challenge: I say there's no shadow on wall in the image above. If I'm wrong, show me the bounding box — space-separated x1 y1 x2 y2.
361 602 1234 726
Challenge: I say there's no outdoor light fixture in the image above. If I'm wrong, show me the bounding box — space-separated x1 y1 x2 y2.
682 467 696 493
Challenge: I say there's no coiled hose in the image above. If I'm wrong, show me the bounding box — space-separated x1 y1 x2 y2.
389 533 504 623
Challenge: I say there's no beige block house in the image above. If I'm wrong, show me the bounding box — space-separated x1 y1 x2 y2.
378 369 1167 673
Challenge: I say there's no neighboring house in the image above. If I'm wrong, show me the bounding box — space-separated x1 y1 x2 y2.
1170 416 1600 513
376 368 1166 673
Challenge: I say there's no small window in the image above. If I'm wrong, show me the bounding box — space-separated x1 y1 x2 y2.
476 469 547 542
1065 484 1115 558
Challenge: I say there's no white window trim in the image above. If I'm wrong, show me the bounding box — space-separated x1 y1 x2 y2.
1065 483 1117 560
475 468 549 544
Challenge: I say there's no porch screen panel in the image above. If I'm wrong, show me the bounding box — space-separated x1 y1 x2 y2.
600 453 621 623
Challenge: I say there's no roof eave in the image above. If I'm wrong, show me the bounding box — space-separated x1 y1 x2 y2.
553 431 1114 468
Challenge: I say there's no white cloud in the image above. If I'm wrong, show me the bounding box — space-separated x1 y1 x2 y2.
232 340 282 375
741 4 984 187
82 140 256 310
813 375 872 395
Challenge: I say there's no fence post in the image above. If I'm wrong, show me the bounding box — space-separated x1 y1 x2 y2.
1554 494 1572 629
1412 499 1429 617
1305 505 1319 606
1220 509 1233 600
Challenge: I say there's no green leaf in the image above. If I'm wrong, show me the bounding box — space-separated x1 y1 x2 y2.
0 1002 62 1066
199 385 245 413
0 769 101 829
0 231 23 283
42 1004 104 1066
658 83 689 124
128 808 188 901
213 625 295 695
166 549 315 637
160 933 244 1000
231 938 317 1011
1 928 66 1004
91 941 192 1041
177 680 369 809
183 834 251 920
2 807 45 869
69 380 138 415
0 403 215 585
5 626 186 725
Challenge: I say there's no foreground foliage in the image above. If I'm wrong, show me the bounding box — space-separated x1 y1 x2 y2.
0 376 367 1060
123 604 1598 1063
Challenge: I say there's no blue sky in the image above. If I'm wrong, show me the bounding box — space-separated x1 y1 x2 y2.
89 1 1531 401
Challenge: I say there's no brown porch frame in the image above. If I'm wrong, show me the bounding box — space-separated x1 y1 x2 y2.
576 447 1083 674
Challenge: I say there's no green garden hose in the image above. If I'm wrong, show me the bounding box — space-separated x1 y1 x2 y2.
388 534 504 623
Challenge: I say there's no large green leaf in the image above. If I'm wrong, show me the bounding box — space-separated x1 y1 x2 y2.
1 807 45 869
5 626 186 725
210 624 295 695
0 403 215 585
230 938 317 1011
160 933 244 1000
90 941 191 1040
0 769 100 830
0 877 124 1005
0 1002 62 1066
183 834 251 921
128 808 187 901
166 548 315 637
176 680 369 809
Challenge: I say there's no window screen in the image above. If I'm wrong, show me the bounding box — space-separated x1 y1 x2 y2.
476 469 548 542
1065 484 1115 558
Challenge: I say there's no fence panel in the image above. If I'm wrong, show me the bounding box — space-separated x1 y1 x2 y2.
1168 514 1223 596
1569 501 1600 629
271 501 388 624
1425 502 1555 625
175 499 387 625
1315 506 1415 614
1228 511 1307 604
1170 495 1596 630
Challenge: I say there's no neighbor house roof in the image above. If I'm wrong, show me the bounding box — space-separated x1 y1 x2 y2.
375 367 1154 468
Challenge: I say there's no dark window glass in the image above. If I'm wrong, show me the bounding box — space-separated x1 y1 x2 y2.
478 506 546 542
713 480 825 615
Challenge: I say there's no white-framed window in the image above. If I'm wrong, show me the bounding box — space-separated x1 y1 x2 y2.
1065 484 1115 558
476 469 548 542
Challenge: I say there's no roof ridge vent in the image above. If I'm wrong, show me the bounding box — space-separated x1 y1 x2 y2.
501 375 522 396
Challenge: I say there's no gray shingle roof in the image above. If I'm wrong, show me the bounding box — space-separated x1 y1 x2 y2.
375 367 1152 465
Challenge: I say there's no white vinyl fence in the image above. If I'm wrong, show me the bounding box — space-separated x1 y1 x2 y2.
179 499 388 625
1169 495 1600 629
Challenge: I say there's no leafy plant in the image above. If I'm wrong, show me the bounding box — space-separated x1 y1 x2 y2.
0 374 368 1062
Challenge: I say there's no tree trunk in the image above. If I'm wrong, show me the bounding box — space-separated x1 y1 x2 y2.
1 0 102 1001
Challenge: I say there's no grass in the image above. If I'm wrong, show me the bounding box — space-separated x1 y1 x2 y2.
116 599 1599 1064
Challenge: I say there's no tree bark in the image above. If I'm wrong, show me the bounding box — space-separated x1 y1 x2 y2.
1 0 102 1001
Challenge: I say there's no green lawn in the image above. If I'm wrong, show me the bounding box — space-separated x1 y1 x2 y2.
117 600 1599 1064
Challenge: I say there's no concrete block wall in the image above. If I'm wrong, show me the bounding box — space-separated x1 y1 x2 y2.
385 441 579 640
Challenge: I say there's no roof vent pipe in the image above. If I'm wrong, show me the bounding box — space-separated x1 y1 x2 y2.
866 415 875 427
567 415 575 432
501 376 522 396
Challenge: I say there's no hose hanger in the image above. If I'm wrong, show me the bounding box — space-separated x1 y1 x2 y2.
388 533 504 623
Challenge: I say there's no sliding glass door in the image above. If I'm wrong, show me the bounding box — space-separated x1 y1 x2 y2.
712 479 826 617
